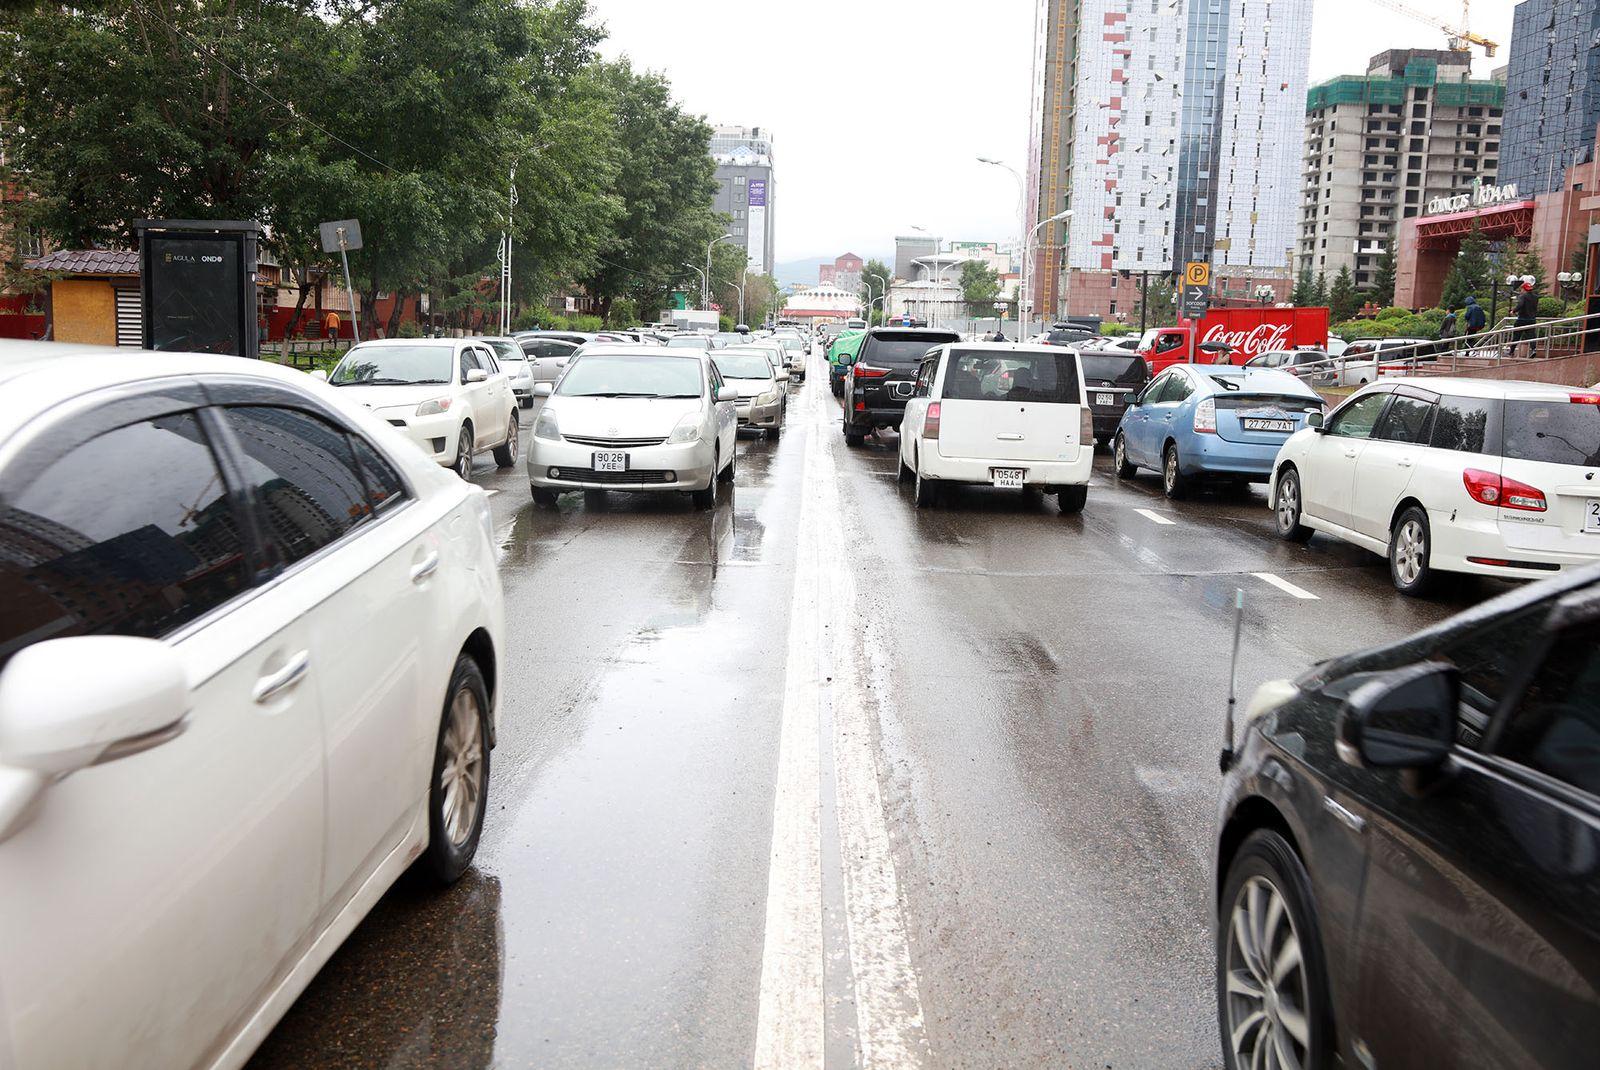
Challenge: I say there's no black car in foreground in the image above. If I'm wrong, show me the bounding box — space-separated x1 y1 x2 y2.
1075 347 1150 447
1214 561 1600 1069
842 327 960 446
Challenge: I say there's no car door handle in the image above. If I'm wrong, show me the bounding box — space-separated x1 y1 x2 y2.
996 432 1025 440
1343 448 1359 458
254 650 310 704
411 549 441 584
1397 457 1413 468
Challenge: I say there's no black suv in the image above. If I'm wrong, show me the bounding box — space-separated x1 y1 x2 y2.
842 327 960 446
1075 347 1150 447
1214 562 1600 1070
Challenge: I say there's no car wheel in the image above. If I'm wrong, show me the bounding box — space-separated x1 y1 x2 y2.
531 486 558 507
719 442 737 483
897 453 913 483
1162 443 1188 499
1114 433 1137 478
421 654 490 885
493 413 519 468
1389 506 1435 596
1274 468 1314 543
1058 484 1088 514
768 424 781 442
913 460 938 508
845 430 865 447
1217 829 1334 1070
453 427 474 481
692 450 719 509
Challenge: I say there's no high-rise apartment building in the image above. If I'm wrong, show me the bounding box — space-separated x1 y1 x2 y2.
710 125 775 275
1025 0 1312 319
1499 0 1600 196
1299 50 1504 287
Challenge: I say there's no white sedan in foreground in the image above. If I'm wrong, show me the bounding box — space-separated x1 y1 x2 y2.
526 346 737 508
0 341 505 1069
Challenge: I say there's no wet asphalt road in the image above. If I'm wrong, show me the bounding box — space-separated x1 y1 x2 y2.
248 348 1505 1069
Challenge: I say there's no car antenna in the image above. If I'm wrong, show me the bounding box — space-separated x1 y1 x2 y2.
1220 587 1245 773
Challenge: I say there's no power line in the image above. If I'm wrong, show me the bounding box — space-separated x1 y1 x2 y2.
126 0 398 175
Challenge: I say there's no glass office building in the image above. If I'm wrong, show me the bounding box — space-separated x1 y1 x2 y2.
1499 0 1600 195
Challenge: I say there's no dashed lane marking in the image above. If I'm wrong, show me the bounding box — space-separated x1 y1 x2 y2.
1252 571 1320 600
1134 507 1177 526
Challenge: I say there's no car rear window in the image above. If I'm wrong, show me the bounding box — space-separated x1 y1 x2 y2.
863 332 960 365
1078 353 1147 383
1214 394 1323 413
1045 329 1096 345
1430 395 1496 453
942 349 1081 404
1503 400 1600 466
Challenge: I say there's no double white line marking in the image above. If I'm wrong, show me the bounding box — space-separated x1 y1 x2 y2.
755 383 930 1069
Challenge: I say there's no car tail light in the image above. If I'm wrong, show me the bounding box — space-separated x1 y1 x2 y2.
1463 468 1547 512
1193 397 1217 434
923 401 941 439
1079 405 1094 444
1568 392 1600 405
854 363 891 379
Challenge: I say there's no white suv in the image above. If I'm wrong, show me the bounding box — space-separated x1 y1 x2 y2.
897 342 1094 513
324 338 519 480
1270 377 1600 594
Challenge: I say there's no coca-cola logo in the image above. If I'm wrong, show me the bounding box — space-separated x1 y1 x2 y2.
1201 322 1292 359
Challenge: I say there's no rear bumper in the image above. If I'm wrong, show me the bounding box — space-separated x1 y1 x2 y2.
1431 509 1600 579
1181 434 1285 479
1090 409 1128 440
920 445 1093 486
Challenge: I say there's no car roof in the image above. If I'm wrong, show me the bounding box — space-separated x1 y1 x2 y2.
575 344 706 360
1375 376 1592 400
345 337 457 347
1171 363 1320 395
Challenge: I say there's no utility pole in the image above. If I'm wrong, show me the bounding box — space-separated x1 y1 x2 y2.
705 233 733 309
1139 270 1149 333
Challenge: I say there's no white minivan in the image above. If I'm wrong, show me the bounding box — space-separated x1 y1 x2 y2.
1270 377 1600 594
897 342 1095 513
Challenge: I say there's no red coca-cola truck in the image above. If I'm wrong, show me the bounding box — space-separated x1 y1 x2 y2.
1137 307 1330 373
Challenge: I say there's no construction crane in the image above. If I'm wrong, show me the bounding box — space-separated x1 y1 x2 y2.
1366 0 1498 57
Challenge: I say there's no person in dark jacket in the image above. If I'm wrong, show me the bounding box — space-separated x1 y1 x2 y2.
1440 308 1458 340
1514 280 1539 357
1462 294 1487 343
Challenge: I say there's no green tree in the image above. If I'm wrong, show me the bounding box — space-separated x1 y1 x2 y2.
1440 222 1492 312
576 58 719 322
1291 265 1315 306
1328 266 1361 322
1129 272 1176 329
959 260 1000 315
1312 271 1329 305
1368 244 1396 307
1517 239 1547 298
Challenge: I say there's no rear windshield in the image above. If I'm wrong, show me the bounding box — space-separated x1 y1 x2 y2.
1045 329 1096 345
1503 400 1600 466
864 332 959 365
942 349 1081 404
1078 353 1147 383
1215 394 1323 413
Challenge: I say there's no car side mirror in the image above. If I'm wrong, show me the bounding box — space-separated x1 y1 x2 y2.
465 368 489 383
533 382 553 397
716 386 737 402
310 369 328 382
776 369 790 382
1336 662 1458 770
1306 412 1325 431
0 637 189 841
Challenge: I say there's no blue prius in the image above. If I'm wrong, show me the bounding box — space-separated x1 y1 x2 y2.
1112 364 1323 498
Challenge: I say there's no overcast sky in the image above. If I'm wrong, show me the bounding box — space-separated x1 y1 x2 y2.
589 0 1520 267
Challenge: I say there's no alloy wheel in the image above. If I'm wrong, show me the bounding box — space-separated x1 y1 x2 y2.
506 416 518 459
1164 450 1178 492
1224 875 1311 1070
1115 437 1126 471
455 429 473 481
1277 475 1300 534
1393 518 1426 586
439 687 485 847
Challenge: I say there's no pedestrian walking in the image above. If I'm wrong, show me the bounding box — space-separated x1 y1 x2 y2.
990 328 1006 341
1514 280 1539 358
323 309 341 339
1463 294 1486 346
1439 307 1457 339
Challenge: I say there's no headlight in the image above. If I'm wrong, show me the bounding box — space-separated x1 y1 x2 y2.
667 413 703 444
533 407 560 440
416 397 452 417
757 389 781 406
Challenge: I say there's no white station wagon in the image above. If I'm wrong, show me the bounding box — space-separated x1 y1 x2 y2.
897 342 1095 513
1270 377 1600 594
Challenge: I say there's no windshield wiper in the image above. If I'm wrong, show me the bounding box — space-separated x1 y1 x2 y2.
340 376 417 385
570 391 661 398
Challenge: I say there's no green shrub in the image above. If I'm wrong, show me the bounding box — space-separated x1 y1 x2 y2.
1537 296 1568 318
1333 319 1396 341
1375 306 1409 322
569 314 603 332
395 320 423 338
1100 322 1135 336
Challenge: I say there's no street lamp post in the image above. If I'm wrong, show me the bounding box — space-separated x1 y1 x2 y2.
1023 209 1072 337
978 156 1026 328
705 233 734 308
869 271 889 326
1558 270 1585 301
